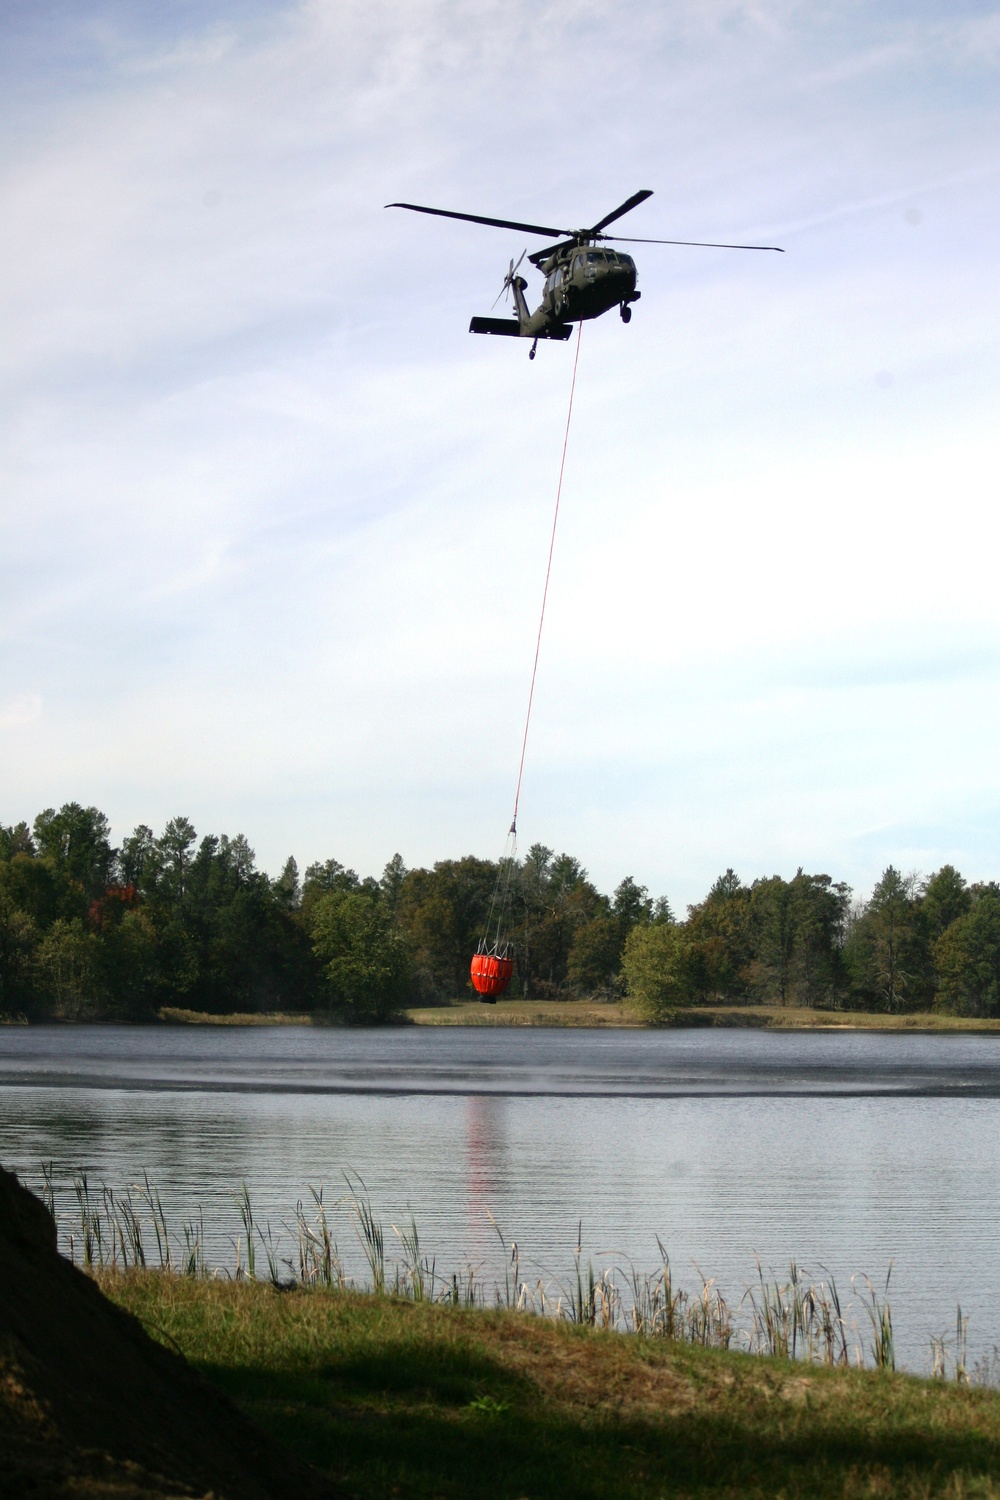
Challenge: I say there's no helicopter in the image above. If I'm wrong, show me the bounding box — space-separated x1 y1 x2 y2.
387 189 783 358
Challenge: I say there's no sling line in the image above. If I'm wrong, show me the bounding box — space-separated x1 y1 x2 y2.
477 321 584 962
512 319 584 832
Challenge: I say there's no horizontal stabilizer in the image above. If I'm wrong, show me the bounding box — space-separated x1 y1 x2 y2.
469 317 574 341
469 317 521 336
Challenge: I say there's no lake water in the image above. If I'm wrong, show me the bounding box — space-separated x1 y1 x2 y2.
2 1023 999 1374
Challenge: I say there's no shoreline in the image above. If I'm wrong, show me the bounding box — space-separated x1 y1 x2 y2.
404 1000 1000 1031
6 1004 997 1031
142 1002 1000 1031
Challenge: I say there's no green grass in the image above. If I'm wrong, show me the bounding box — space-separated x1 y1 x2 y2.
156 1001 1000 1030
406 999 1000 1030
101 1273 1000 1499
685 1006 1000 1032
158 1006 318 1025
404 996 638 1026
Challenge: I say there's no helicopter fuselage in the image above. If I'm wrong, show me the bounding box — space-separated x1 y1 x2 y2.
470 242 640 343
537 244 639 326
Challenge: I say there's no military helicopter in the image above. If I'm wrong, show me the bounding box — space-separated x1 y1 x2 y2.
387 189 783 358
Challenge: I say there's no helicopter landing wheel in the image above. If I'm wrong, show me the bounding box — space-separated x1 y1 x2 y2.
620 303 632 323
529 338 538 360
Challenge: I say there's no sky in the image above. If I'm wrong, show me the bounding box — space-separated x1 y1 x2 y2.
1 0 998 909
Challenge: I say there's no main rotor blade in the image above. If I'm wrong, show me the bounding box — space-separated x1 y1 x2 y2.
587 189 654 234
608 235 784 251
386 202 570 237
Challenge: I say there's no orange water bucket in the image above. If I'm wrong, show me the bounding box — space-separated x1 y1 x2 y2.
470 951 514 997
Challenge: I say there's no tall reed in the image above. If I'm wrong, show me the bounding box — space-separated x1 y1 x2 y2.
32 1165 973 1383
181 1208 204 1277
857 1264 895 1371
345 1171 385 1294
139 1171 172 1272
745 1258 850 1365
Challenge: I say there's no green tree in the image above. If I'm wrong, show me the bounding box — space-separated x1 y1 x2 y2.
845 867 921 1011
156 817 197 903
515 848 606 997
152 918 200 1004
565 875 667 997
0 822 35 859
119 824 159 892
612 876 653 930
934 888 1000 1017
622 922 695 1019
311 889 411 1019
33 803 114 894
94 909 162 1019
380 854 408 918
397 856 498 999
684 869 752 1001
274 856 301 911
35 918 103 1020
180 833 314 1013
0 889 39 1015
0 852 67 926
567 914 624 997
652 895 675 924
301 858 362 922
222 833 255 883
870 865 921 1010
921 866 971 944
746 871 850 1007
745 876 796 1003
1 806 329 1020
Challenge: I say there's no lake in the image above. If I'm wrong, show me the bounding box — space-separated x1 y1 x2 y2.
2 1023 999 1374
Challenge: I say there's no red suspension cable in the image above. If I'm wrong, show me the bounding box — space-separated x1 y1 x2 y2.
510 321 583 831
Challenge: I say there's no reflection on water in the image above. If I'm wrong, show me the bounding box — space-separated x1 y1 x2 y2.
2 1024 1000 1373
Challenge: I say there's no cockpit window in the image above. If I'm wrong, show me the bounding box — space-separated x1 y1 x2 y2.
587 252 600 263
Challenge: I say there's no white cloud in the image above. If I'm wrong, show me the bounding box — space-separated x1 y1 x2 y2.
0 694 43 730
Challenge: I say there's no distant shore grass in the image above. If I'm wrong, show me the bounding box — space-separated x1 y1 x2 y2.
659 1004 1000 1033
101 1273 1000 1499
156 1001 1000 1030
404 997 638 1026
158 1007 319 1025
403 999 1000 1030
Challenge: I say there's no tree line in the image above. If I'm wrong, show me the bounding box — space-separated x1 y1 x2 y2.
1 803 998 1021
621 864 1000 1019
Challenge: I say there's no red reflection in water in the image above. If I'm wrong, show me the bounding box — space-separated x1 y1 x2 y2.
466 1094 501 1209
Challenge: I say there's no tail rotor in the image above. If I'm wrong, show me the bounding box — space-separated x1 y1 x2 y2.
491 249 527 309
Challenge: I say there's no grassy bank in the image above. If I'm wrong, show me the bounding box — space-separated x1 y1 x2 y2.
157 1000 1000 1029
101 1273 1000 1499
405 1000 1000 1030
156 1000 634 1027
404 997 638 1026
158 1006 319 1025
656 1005 1000 1033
